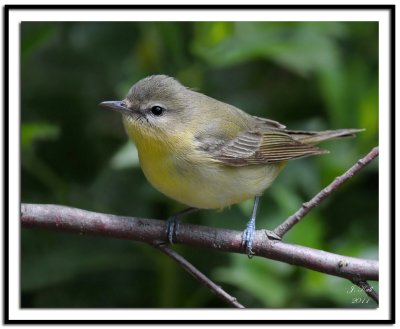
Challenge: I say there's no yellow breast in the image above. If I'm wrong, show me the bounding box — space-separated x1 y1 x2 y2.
125 124 284 209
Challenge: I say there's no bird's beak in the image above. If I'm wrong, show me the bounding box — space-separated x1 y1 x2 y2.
99 100 132 115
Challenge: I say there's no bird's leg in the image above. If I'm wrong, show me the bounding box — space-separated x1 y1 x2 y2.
241 197 282 257
242 196 260 257
166 207 198 244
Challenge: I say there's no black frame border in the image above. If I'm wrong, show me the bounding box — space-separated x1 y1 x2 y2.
3 4 395 325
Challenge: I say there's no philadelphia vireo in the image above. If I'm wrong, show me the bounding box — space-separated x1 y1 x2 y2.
100 75 363 256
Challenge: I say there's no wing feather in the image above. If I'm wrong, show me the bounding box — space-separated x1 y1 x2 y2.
212 130 327 166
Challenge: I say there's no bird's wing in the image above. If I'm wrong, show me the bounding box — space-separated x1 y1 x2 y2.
208 129 327 167
252 116 287 129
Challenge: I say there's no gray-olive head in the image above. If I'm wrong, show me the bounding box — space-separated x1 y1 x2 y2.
99 75 194 135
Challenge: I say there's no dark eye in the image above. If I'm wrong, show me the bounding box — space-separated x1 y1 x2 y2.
151 105 164 116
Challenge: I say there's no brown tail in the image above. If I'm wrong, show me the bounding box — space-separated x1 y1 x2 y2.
286 128 365 145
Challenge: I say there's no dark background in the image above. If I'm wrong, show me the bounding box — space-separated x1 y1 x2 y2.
21 21 378 308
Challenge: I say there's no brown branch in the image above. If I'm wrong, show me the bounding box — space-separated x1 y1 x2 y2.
151 240 244 308
273 146 379 238
21 203 378 283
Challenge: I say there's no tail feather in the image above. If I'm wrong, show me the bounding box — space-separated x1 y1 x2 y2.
286 128 365 145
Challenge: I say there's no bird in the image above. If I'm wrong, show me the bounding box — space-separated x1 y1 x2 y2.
100 75 363 256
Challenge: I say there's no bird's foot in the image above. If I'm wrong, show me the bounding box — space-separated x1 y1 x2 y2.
166 215 180 244
242 218 256 258
165 207 198 244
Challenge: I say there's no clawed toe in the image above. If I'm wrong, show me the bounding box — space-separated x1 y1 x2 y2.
165 207 198 244
242 221 255 258
166 216 180 244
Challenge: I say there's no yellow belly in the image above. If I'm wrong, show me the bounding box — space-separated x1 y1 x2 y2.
133 135 284 209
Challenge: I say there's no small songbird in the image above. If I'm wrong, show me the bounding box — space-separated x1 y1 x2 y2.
100 75 363 255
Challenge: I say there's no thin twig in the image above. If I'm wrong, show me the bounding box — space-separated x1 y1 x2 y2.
352 280 379 305
151 240 244 308
21 203 378 282
273 146 379 238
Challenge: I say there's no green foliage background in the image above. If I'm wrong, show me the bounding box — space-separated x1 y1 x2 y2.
21 21 378 308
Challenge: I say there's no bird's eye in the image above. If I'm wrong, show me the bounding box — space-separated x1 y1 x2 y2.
150 105 164 116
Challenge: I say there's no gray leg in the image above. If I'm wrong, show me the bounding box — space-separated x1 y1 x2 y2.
166 207 198 243
242 196 260 257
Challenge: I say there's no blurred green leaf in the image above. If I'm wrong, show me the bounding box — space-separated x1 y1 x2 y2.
21 122 60 151
213 254 291 307
193 22 346 76
21 23 56 58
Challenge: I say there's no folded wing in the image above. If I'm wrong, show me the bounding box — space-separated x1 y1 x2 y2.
211 130 327 166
